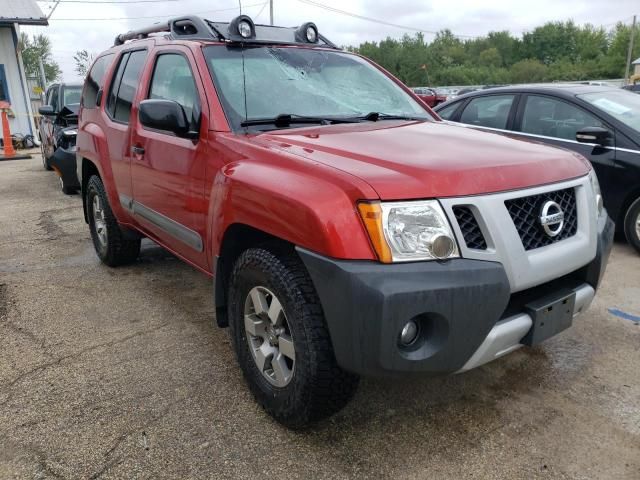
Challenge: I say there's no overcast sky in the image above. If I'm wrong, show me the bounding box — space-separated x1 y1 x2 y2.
22 0 639 82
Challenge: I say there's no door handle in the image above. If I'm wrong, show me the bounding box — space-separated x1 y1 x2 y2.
131 146 145 155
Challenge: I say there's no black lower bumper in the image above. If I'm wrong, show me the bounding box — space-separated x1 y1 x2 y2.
297 214 615 377
49 147 80 189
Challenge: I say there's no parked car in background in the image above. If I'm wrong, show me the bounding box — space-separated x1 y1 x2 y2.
77 15 612 428
38 83 82 193
412 87 447 107
435 84 640 253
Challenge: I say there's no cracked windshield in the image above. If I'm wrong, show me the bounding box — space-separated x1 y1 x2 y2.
205 46 429 128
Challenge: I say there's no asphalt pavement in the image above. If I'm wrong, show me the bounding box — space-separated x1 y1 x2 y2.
1 155 639 479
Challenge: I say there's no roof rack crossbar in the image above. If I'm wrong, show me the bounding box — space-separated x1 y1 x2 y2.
113 15 336 48
114 16 223 46
114 21 170 46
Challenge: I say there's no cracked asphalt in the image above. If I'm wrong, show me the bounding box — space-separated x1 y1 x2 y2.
1 154 639 479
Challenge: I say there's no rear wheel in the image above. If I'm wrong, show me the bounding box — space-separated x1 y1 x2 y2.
86 175 140 266
623 197 640 254
228 248 359 429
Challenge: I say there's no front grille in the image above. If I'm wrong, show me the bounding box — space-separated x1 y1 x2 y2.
453 206 487 250
505 187 577 251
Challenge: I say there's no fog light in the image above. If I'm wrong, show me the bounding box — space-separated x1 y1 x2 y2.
399 320 419 345
430 234 455 259
238 20 253 38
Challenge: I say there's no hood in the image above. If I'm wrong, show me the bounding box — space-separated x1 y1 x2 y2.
253 120 590 200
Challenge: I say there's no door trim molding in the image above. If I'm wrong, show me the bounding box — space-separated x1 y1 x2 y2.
120 194 203 252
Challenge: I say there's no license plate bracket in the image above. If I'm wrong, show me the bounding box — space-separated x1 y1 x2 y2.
521 289 576 346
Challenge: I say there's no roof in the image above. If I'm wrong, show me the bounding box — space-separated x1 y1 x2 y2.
459 83 617 97
0 0 48 26
632 57 640 65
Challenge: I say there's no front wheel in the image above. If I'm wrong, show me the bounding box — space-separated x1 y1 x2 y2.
228 248 359 429
86 175 140 266
624 197 640 254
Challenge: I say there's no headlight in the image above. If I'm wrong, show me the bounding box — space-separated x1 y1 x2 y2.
589 171 603 218
358 200 459 262
62 129 77 137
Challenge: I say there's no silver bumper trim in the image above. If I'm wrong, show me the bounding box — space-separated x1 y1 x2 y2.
456 284 595 373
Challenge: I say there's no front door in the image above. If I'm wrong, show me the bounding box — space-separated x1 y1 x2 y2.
512 94 617 207
129 48 209 268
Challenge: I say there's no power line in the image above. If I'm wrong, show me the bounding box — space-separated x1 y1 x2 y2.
296 0 478 38
39 0 179 3
50 1 267 20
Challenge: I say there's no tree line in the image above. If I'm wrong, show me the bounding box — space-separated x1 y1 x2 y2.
18 19 640 87
350 20 640 87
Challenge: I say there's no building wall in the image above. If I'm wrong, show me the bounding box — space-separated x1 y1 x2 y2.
0 26 33 137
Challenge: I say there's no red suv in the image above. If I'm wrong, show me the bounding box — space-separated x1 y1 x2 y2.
77 15 614 428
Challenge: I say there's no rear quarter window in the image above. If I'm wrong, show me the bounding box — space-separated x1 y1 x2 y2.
82 53 115 108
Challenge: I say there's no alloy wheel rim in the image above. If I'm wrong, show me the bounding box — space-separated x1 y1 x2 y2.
243 286 295 387
635 211 640 240
92 195 108 246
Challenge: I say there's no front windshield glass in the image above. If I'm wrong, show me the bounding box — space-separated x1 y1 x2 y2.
578 89 640 134
204 46 430 130
63 86 82 105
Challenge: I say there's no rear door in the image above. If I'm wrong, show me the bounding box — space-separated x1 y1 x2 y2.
129 46 209 267
103 49 148 204
457 94 519 131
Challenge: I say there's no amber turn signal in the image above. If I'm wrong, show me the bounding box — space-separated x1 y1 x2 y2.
357 202 393 263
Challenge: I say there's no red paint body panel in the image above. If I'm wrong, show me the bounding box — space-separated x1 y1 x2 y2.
253 121 591 199
78 38 591 276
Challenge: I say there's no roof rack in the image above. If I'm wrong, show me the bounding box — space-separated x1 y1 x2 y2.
113 14 338 49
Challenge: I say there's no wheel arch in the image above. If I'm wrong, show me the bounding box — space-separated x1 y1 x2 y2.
213 223 294 328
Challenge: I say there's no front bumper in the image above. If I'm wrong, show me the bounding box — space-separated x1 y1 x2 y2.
50 147 80 189
298 213 614 377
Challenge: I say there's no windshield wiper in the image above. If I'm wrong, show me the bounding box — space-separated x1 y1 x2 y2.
358 112 427 122
241 114 360 128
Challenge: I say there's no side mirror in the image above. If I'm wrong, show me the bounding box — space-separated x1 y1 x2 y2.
38 105 56 116
576 126 611 146
138 99 196 138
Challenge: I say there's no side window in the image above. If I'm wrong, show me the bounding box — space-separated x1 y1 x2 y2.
107 53 129 118
148 54 200 123
107 50 148 123
521 95 604 141
82 53 114 108
437 102 460 120
459 95 515 129
50 86 59 112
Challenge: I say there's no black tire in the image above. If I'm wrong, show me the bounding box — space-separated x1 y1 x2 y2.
86 175 140 266
41 142 52 171
228 247 359 429
623 197 640 254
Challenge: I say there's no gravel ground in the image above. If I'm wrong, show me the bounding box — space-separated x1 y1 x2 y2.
0 155 639 479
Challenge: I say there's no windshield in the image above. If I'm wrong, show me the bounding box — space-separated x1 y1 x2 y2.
578 89 640 134
62 86 82 106
203 46 430 130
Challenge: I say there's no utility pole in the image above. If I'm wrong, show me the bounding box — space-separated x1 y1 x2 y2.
624 15 637 84
38 57 48 98
270 0 273 26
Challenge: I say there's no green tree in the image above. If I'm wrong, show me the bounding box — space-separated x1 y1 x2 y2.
19 33 61 83
73 49 94 77
510 59 548 83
